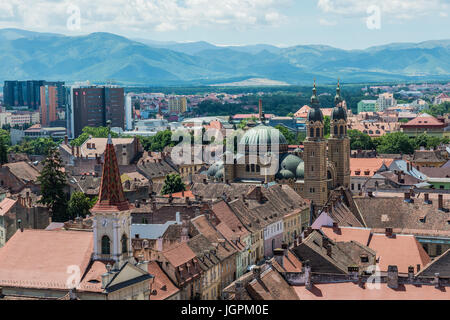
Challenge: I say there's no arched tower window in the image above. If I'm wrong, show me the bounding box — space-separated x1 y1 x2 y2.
101 235 111 255
340 125 344 135
121 234 128 254
334 125 338 135
316 128 320 138
310 128 314 137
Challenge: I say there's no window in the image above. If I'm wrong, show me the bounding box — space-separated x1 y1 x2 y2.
310 128 314 137
121 234 128 254
316 128 320 137
246 165 250 172
339 126 344 135
101 235 111 255
334 126 338 135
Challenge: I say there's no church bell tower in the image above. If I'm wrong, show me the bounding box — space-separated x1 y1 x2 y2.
304 81 328 210
328 81 351 188
91 134 132 268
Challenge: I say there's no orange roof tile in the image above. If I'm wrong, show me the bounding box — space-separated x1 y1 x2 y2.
294 282 450 300
0 230 93 290
0 198 17 216
368 233 431 273
148 261 180 300
162 242 196 268
321 226 372 246
350 158 393 177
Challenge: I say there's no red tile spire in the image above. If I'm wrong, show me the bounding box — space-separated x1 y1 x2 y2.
91 134 129 212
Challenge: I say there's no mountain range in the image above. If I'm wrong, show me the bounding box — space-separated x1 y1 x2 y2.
0 28 449 86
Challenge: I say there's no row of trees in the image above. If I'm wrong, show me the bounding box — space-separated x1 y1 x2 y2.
349 130 449 155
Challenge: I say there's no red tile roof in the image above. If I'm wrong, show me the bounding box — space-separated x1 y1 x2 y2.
148 261 180 300
294 282 450 300
401 113 446 128
162 242 197 268
321 226 371 246
368 233 431 273
0 230 93 291
0 198 17 216
350 158 393 177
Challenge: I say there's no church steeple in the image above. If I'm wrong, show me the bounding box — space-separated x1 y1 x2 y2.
91 134 129 213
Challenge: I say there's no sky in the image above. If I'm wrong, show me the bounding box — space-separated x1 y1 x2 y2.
0 0 449 49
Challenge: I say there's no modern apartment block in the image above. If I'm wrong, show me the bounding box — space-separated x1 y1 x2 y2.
168 96 187 114
66 85 125 138
357 100 377 114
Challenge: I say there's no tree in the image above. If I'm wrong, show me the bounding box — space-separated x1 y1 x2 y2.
323 116 331 137
161 173 186 195
348 130 375 150
140 130 175 152
71 126 119 147
375 132 415 155
68 192 97 219
38 147 68 222
0 139 7 164
275 125 299 145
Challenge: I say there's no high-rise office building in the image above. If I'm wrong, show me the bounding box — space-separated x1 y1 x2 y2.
3 80 65 109
40 85 58 126
66 85 125 138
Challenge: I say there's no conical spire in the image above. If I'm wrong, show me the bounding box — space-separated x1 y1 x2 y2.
311 79 320 109
334 79 343 106
91 134 129 212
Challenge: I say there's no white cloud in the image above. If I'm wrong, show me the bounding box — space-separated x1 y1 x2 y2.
317 0 449 20
0 0 288 34
319 18 337 26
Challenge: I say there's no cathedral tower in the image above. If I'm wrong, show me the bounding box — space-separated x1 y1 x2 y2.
304 81 328 209
91 134 132 268
328 81 351 188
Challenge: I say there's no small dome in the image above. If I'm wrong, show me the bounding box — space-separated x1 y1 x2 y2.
331 106 347 121
277 169 295 180
307 108 324 123
207 161 223 177
215 168 224 180
281 154 303 173
240 125 288 147
296 162 305 179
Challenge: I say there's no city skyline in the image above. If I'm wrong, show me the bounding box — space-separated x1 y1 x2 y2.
0 1 448 49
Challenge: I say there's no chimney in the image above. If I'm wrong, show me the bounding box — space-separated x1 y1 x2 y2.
433 273 441 289
304 261 312 290
157 237 163 252
387 265 399 289
424 193 432 205
326 244 332 257
17 219 23 232
273 248 284 268
258 99 263 121
404 192 412 203
385 227 393 238
252 266 261 280
282 243 288 256
235 280 244 300
438 194 445 211
64 135 68 145
332 222 339 233
181 190 185 198
408 266 414 281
